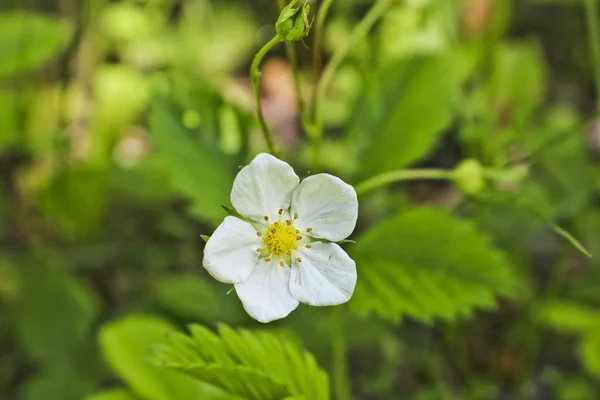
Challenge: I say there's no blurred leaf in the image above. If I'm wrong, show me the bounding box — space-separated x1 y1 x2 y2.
350 208 514 322
349 57 457 179
37 168 108 239
22 362 94 400
0 12 71 77
153 276 246 323
99 315 211 400
539 302 600 377
85 389 137 400
538 301 600 334
490 41 547 125
149 99 233 225
0 89 17 149
151 324 330 400
14 265 99 363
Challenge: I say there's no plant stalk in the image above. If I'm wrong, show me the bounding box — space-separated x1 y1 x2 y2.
251 35 281 155
355 169 453 196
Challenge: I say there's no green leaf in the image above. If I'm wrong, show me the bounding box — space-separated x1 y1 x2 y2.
22 363 95 400
151 324 330 400
99 315 210 400
84 389 137 400
37 168 108 239
538 302 600 377
153 276 246 323
350 208 514 323
538 302 600 334
348 56 457 179
15 265 99 363
0 12 72 77
149 100 234 225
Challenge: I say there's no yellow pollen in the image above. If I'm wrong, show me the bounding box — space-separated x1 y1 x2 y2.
256 248 262 252
279 260 284 267
294 213 298 219
264 216 269 221
256 232 262 237
306 244 311 248
296 236 302 240
295 229 299 233
286 220 292 226
286 251 292 256
264 219 300 256
306 228 313 232
278 209 283 215
296 257 302 262
265 257 271 262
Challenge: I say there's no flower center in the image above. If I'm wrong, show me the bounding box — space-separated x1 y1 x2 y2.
264 221 298 256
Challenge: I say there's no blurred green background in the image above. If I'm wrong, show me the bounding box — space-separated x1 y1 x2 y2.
2 0 600 399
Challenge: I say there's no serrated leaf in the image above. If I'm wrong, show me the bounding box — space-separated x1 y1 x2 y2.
348 57 457 179
149 99 234 226
99 315 213 400
151 324 330 400
350 208 514 323
0 12 72 77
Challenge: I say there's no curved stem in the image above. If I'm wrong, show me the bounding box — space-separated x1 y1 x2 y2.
251 35 281 155
355 169 453 196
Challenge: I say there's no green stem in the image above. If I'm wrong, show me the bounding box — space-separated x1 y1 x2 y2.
355 169 453 196
312 0 334 85
277 0 307 121
310 0 394 171
314 0 392 125
585 0 600 100
251 35 281 155
331 307 351 400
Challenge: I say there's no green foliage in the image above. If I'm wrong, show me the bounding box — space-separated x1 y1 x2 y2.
153 276 246 323
85 389 137 400
539 302 600 376
349 56 457 179
99 315 211 400
350 208 514 322
151 324 330 400
148 99 234 225
14 264 99 363
0 12 72 77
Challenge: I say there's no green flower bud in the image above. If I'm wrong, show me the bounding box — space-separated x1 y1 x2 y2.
453 159 485 196
276 0 312 42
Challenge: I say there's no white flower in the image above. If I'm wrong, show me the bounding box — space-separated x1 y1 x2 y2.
203 153 359 323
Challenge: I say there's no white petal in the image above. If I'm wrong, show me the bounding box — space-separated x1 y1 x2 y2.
291 174 358 242
289 242 357 306
235 259 299 323
231 153 300 223
203 216 262 284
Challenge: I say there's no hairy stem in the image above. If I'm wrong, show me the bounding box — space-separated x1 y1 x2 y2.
250 35 281 155
355 169 453 196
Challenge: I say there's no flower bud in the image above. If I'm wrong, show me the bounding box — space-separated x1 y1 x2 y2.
276 0 312 42
453 159 485 196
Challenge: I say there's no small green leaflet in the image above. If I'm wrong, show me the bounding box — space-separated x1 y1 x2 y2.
150 324 330 400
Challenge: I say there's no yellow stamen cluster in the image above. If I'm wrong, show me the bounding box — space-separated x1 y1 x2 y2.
260 212 313 265
264 220 298 256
